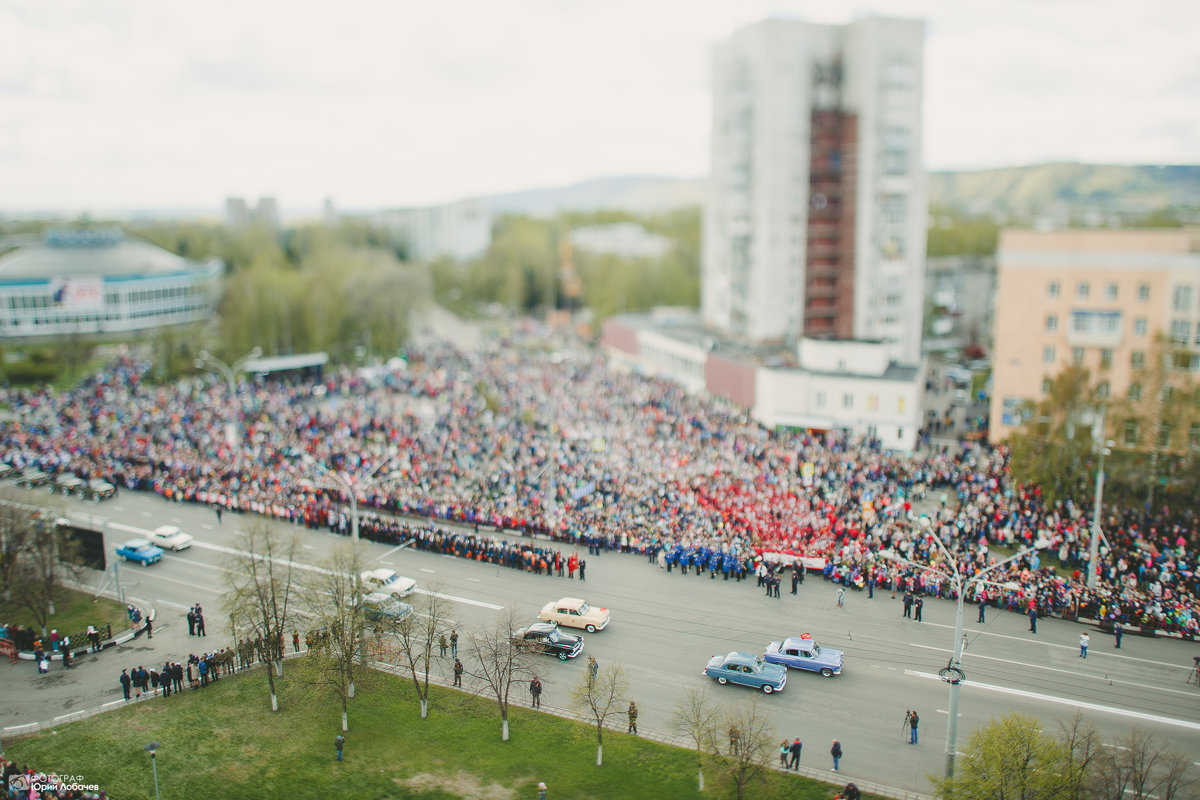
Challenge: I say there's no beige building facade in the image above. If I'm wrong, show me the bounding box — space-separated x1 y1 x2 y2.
990 228 1200 442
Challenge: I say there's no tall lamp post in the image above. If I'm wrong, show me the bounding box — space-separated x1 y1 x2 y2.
299 451 406 697
881 527 1047 781
1087 437 1113 590
144 742 161 800
194 346 262 444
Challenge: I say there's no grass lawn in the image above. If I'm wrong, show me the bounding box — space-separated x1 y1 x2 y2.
0 586 128 639
5 658 873 800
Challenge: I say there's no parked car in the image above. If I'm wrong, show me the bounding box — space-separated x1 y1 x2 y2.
762 634 844 677
362 592 414 623
703 651 787 694
17 469 51 488
116 538 164 566
83 479 117 501
0 462 16 480
360 568 417 598
538 597 610 633
52 474 86 496
149 525 194 551
512 622 584 660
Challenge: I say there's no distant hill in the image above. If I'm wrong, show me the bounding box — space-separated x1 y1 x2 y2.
928 164 1200 221
484 175 705 216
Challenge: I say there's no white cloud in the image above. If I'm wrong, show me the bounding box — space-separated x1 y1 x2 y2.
0 0 1196 213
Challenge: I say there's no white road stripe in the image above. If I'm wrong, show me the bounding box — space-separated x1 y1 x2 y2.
108 520 502 610
904 670 1200 732
420 568 436 573
911 643 1200 698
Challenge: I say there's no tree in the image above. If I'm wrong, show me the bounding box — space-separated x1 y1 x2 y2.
465 608 534 741
1088 727 1197 800
569 660 630 766
0 495 38 603
671 688 723 790
1 496 72 636
383 583 451 719
223 521 298 711
716 696 777 800
306 546 366 731
932 713 1070 800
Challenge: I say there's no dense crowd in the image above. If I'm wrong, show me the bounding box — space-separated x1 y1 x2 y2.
0 337 1196 637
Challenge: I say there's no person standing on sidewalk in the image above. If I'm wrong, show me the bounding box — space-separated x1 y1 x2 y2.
1079 632 1090 658
788 738 802 770
831 739 843 771
627 701 638 735
450 629 458 656
1114 621 1123 649
530 677 543 709
119 668 132 700
453 658 463 687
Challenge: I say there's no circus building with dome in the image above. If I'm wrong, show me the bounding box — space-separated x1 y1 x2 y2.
0 227 223 339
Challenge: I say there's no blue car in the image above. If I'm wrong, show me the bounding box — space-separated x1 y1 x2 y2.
116 538 164 566
703 651 787 694
763 634 844 677
362 592 414 623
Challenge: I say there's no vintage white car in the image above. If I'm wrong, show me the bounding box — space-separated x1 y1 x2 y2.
360 568 417 598
149 525 194 551
538 597 610 633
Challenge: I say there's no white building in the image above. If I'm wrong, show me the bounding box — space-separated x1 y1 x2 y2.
373 198 492 262
225 196 279 229
571 223 672 259
603 311 924 451
702 16 927 363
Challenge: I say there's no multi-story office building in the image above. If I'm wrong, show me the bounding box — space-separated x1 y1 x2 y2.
989 229 1200 442
225 196 280 229
373 198 492 262
702 16 927 363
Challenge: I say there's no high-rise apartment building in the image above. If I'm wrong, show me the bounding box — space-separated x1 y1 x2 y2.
702 17 927 363
990 229 1200 443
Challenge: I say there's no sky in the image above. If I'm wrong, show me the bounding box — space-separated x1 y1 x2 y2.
1 0 1197 215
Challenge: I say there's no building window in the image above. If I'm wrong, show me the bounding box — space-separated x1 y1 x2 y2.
1124 420 1140 446
1134 317 1147 336
1131 351 1145 369
1072 347 1085 364
1100 349 1113 369
1158 424 1172 448
1047 281 1060 298
1190 423 1200 447
1106 282 1118 300
867 395 879 411
843 393 854 409
1046 314 1058 332
815 391 826 407
1171 319 1190 342
1137 283 1150 301
1097 381 1110 398
898 396 905 413
1077 282 1090 299
1129 382 1142 401
1161 386 1174 403
1172 285 1194 311
1043 346 1056 364
1042 378 1052 394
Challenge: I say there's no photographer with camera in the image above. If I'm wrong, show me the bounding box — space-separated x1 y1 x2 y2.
903 709 919 744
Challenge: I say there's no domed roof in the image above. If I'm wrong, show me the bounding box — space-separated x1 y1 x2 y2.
0 228 201 280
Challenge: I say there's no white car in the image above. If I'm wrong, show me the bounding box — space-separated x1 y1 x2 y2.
149 525 194 551
360 568 417 598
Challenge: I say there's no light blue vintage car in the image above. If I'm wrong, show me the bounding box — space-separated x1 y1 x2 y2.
115 538 164 566
703 651 787 693
763 634 844 677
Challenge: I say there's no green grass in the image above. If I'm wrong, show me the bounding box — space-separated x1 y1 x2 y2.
5 658 871 800
0 586 128 639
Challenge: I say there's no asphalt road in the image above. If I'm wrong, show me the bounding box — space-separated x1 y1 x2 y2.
4 486 1200 795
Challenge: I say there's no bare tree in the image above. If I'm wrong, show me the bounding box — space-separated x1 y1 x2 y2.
569 660 630 766
466 608 534 741
671 688 723 791
1089 727 1198 800
306 545 366 731
0 496 36 603
717 696 778 800
223 521 298 711
8 508 72 636
1057 712 1103 800
382 583 451 719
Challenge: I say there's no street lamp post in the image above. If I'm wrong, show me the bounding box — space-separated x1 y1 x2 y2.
882 528 1046 781
144 742 160 800
299 452 406 698
1087 438 1113 591
194 346 262 445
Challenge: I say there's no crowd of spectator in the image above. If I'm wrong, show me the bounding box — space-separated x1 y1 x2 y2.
0 337 1195 638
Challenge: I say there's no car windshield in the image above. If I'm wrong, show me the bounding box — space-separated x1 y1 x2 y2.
379 575 398 585
577 602 590 614
812 645 820 656
547 630 567 644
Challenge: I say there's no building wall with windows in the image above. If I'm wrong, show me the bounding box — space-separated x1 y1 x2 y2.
0 228 223 339
989 228 1200 442
702 16 926 362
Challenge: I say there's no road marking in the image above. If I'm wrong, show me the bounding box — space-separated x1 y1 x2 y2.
920 622 1194 671
133 572 223 595
201 523 214 530
170 517 182 523
911 643 1200 698
152 598 193 610
905 670 1200 732
467 577 480 583
935 709 962 716
162 555 221 571
108 520 502 610
373 539 416 564
420 568 435 573
302 544 317 551
378 561 395 566
138 511 153 517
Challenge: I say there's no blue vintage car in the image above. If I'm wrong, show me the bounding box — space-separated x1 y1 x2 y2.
116 538 164 566
763 634 844 677
703 651 787 693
